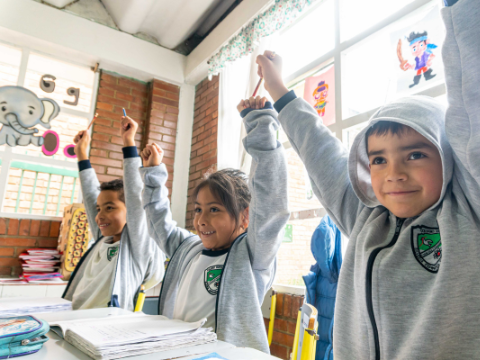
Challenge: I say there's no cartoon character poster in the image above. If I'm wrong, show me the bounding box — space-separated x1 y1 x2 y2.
391 6 444 93
303 65 335 126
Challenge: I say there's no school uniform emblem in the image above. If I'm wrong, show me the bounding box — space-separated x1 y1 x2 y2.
204 265 223 295
411 225 442 273
107 247 118 261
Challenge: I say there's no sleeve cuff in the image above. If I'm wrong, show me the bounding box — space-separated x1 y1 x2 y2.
274 90 297 114
78 160 92 172
122 146 139 159
240 101 274 118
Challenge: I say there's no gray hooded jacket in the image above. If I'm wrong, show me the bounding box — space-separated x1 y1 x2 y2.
276 1 480 358
140 107 289 354
63 150 165 311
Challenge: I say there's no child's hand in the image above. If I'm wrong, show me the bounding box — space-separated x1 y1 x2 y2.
121 116 138 147
256 51 289 102
141 143 164 167
73 130 90 161
237 96 268 113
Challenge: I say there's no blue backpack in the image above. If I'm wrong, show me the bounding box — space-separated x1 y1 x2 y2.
303 215 343 360
0 316 49 359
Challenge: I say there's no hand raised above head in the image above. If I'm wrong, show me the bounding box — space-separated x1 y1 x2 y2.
121 116 138 147
256 51 289 102
141 143 164 168
73 130 90 161
237 96 268 113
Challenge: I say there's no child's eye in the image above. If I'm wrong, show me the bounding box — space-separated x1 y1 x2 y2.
371 157 386 165
210 207 219 213
194 208 201 213
96 208 100 213
409 152 426 160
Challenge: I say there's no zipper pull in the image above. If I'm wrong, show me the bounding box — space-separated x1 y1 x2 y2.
395 218 405 235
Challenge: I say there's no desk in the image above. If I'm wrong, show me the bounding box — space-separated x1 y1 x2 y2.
29 308 280 360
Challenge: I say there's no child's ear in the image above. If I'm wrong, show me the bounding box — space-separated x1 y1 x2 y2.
242 207 250 229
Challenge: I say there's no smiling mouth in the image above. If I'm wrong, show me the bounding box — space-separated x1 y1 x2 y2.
386 191 418 196
98 223 110 229
201 231 216 236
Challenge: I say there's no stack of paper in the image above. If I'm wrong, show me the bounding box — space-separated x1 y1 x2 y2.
50 314 217 360
19 249 62 282
0 297 72 317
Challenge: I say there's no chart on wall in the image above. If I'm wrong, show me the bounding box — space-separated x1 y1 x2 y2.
391 6 445 95
303 64 335 126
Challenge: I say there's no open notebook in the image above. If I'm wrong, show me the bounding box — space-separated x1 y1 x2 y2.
50 313 217 360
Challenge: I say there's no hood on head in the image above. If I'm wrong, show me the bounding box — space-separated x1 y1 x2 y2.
348 95 453 210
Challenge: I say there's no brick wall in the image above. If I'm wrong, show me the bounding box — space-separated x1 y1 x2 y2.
185 76 219 230
144 79 180 197
92 71 148 182
265 292 305 359
0 218 61 276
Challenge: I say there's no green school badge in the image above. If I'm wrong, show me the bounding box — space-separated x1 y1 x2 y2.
107 246 119 261
204 265 223 295
411 225 442 273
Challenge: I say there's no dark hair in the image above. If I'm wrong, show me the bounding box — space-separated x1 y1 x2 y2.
193 168 251 229
99 179 125 203
365 121 412 149
407 31 428 44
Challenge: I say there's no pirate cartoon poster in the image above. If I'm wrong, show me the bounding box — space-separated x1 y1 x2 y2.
303 65 335 126
391 6 445 94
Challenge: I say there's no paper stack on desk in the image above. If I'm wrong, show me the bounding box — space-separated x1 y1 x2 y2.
0 297 72 317
50 314 217 360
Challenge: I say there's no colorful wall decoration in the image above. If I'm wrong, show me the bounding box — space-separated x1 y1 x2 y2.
303 65 335 126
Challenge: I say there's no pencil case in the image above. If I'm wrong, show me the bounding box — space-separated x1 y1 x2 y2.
0 315 49 358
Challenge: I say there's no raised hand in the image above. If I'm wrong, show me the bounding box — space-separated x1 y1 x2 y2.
237 96 268 113
121 116 138 147
140 143 164 168
256 51 289 102
73 130 90 161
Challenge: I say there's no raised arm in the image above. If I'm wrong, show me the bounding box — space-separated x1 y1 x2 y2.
139 143 193 258
120 117 165 281
442 0 480 210
239 97 290 271
73 130 101 241
256 52 364 236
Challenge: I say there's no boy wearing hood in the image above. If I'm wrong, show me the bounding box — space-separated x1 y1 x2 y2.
256 0 479 358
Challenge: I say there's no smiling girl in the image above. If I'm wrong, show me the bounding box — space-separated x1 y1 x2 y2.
139 96 289 354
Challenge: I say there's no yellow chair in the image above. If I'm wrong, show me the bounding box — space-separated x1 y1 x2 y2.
291 303 319 360
267 290 277 346
134 285 146 312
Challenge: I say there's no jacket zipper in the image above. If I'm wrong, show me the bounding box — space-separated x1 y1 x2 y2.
366 217 405 360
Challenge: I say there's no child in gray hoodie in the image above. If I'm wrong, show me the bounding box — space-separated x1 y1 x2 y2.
256 0 480 358
63 117 165 311
139 96 289 353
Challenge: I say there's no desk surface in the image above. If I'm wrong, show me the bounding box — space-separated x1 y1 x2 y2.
29 308 280 360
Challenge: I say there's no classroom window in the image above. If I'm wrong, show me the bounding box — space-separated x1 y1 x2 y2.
0 42 98 219
273 0 446 288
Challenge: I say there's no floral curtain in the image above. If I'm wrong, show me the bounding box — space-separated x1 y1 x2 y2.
208 0 321 78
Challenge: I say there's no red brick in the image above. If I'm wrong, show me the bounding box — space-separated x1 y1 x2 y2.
202 149 216 161
270 343 288 360
165 113 178 122
98 174 119 182
107 167 124 176
132 89 148 98
148 132 163 141
7 219 19 235
151 109 165 119
38 239 58 248
90 156 122 168
150 125 175 136
0 238 36 247
283 294 292 318
163 120 177 129
101 73 118 84
287 320 297 335
118 78 147 91
276 293 284 316
109 152 124 160
162 157 174 166
152 102 166 112
98 87 115 97
273 318 288 332
156 142 175 151
90 149 108 158
91 165 105 174
19 219 30 236
0 218 6 235
154 81 180 94
197 129 212 142
153 88 166 97
196 158 216 171
0 258 20 267
94 124 121 136
153 96 178 108
115 92 134 102
30 220 40 236
92 133 111 143
162 135 176 143
195 98 207 111
166 106 179 115
95 118 113 127
96 102 114 111
200 85 217 99
110 136 125 146
100 80 131 95
91 141 123 153
0 248 14 256
166 92 180 102
272 331 295 348
39 221 50 237
292 295 304 320
129 102 147 112
15 247 31 257
50 222 61 237
97 95 129 108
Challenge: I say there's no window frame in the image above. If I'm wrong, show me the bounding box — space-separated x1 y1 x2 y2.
0 43 100 220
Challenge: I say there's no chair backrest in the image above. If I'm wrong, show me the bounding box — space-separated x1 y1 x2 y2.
292 303 319 360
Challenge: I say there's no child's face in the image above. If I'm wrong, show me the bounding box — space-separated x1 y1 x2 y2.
367 128 443 218
410 41 426 57
95 190 127 242
194 186 248 251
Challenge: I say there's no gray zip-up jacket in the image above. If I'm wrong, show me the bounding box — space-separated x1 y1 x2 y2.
63 148 165 311
276 1 480 358
140 107 289 353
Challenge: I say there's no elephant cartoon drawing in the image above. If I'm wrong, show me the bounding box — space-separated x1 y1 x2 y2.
0 86 60 147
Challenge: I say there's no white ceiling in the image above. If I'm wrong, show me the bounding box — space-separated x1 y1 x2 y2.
39 0 238 53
